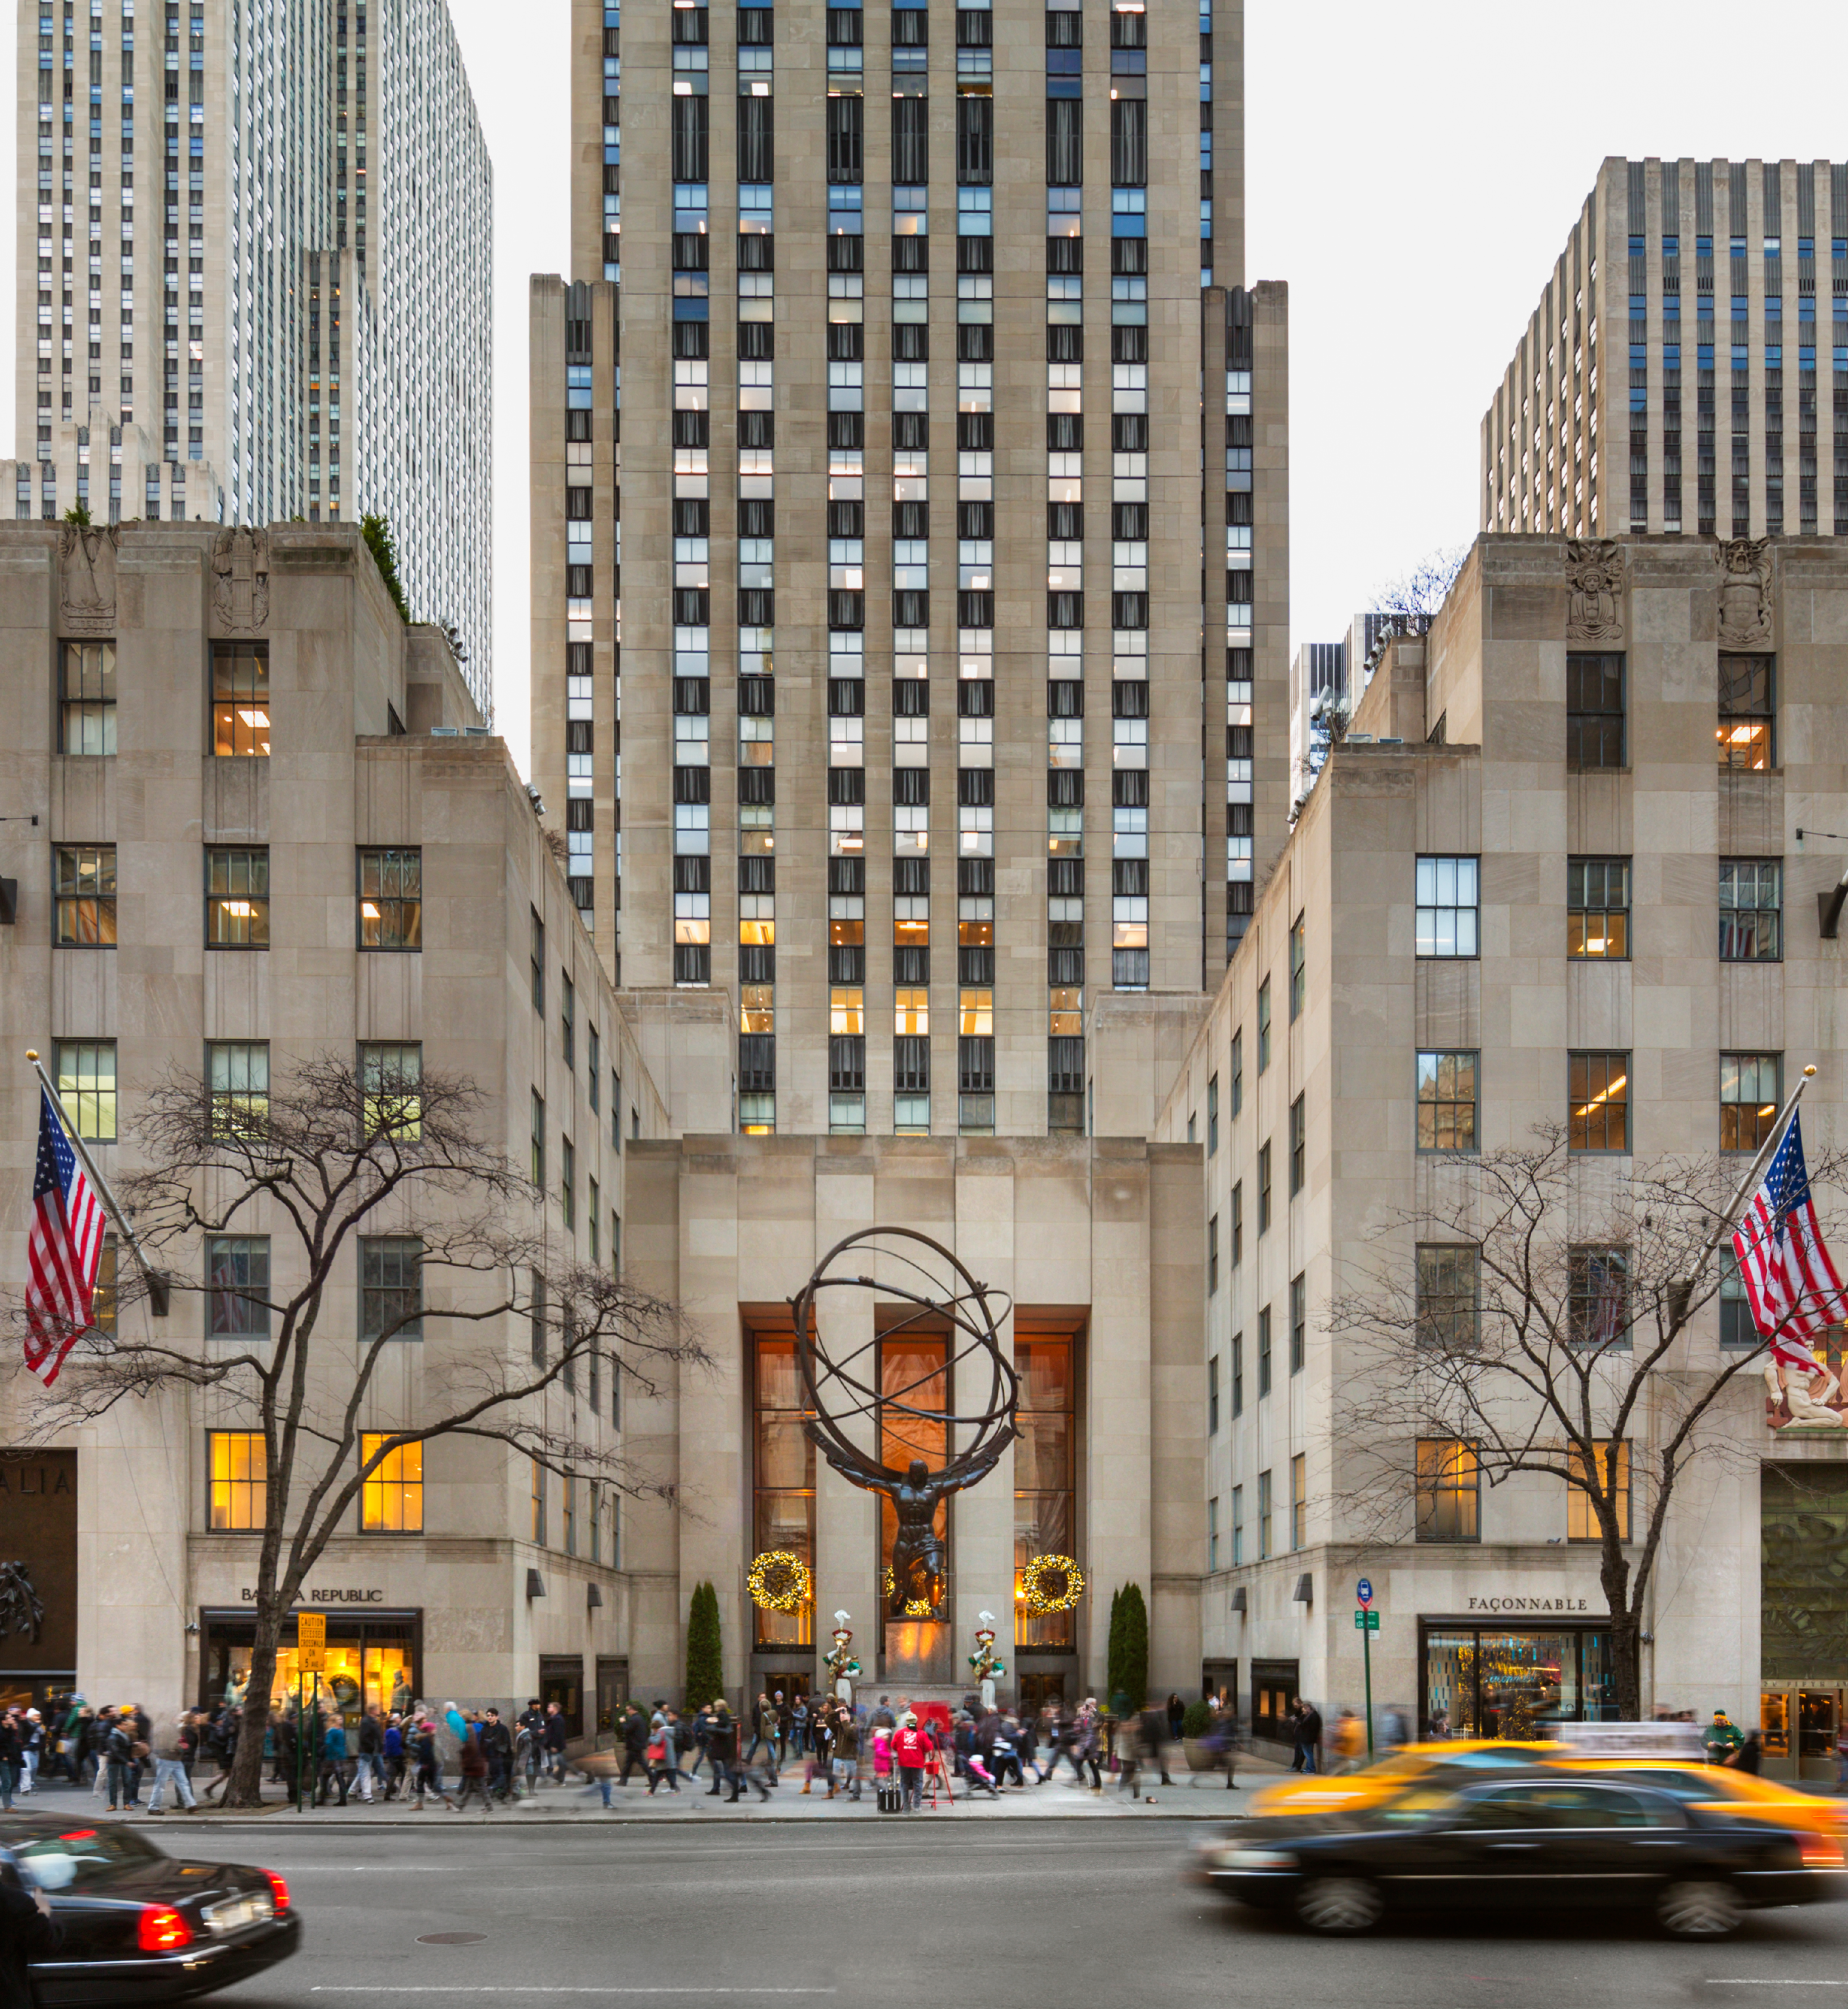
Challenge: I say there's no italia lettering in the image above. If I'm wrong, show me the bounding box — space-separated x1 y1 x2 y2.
1466 1596 1589 1613
0 1467 73 1496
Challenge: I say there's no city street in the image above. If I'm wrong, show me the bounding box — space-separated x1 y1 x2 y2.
188 1822 1848 2008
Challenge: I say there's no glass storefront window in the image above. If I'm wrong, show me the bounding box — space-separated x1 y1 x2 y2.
753 1334 815 1649
1015 1334 1076 1650
1422 1625 1612 1737
201 1612 419 1733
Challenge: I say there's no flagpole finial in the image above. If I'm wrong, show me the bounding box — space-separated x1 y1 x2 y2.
24 1050 37 1062
1805 1065 1819 1078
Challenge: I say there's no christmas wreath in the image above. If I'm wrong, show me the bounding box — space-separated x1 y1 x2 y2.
747 1549 813 1613
1020 1554 1085 1615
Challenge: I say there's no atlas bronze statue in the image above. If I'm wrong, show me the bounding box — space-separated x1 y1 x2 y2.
791 1227 1019 1619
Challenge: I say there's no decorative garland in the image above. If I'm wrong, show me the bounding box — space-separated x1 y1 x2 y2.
747 1549 813 1613
1020 1554 1085 1615
882 1565 938 1619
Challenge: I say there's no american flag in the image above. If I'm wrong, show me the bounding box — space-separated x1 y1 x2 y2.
1731 1108 1848 1371
24 1086 107 1386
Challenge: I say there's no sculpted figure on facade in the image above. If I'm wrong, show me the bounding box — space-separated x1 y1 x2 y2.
1564 539 1623 643
58 522 117 635
1716 536 1774 649
212 526 271 635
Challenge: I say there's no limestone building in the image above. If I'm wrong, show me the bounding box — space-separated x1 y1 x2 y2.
8 0 494 696
1482 158 1848 546
0 520 651 1728
1163 532 1848 1780
528 0 1293 1129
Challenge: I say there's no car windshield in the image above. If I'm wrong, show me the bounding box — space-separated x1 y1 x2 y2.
5 1824 164 1889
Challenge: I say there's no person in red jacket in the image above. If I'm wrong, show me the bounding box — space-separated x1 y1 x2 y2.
893 1712 931 1812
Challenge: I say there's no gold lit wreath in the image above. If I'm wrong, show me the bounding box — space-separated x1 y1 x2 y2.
748 1550 813 1613
881 1565 938 1620
1020 1554 1085 1616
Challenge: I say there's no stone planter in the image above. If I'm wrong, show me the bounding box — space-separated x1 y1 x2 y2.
1184 1737 1222 1773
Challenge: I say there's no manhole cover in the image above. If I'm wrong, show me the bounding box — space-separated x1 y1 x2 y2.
417 1933 487 1946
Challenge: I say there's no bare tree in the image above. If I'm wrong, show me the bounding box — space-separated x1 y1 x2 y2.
1326 1125 1848 1723
6 1053 703 1806
1370 544 1469 622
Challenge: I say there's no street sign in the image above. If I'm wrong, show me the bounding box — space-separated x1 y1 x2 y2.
298 1645 327 1672
1353 1609 1380 1632
1356 1577 1373 1608
297 1613 326 1649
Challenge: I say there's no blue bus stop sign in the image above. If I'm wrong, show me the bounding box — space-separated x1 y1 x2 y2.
1356 1577 1373 1607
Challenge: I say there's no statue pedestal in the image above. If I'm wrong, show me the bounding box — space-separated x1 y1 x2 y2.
880 1619 953 1687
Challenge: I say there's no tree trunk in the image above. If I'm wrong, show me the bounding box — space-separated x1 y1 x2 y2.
225 1609 284 1808
1599 1541 1641 1721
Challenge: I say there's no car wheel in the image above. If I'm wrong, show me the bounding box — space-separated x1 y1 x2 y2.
1659 1880 1742 1940
1295 1876 1385 1934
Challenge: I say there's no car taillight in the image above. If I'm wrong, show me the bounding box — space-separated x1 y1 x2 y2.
264 1871 290 1914
138 1906 194 1953
1800 1836 1844 1869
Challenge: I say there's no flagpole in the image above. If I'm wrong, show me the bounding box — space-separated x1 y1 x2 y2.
1668 1064 1817 1327
25 1051 170 1318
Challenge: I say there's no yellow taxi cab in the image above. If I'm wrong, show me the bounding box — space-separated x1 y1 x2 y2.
1552 1756 1848 1841
1246 1741 1559 1819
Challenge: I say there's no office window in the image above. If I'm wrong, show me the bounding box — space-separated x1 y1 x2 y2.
1569 1051 1630 1152
589 1179 601 1266
1257 1142 1271 1233
1208 1495 1220 1572
1230 1029 1242 1114
1720 1052 1780 1152
210 642 270 756
1566 651 1625 768
1291 1453 1306 1549
1290 1272 1306 1374
588 1028 601 1108
563 1472 578 1557
1256 979 1271 1070
1414 855 1479 958
1231 1484 1244 1565
1567 857 1630 959
209 1431 266 1531
1257 1305 1272 1396
1257 1468 1273 1558
612 1073 623 1150
1207 1214 1219 1294
1415 1050 1478 1151
359 1237 423 1342
529 1268 547 1367
1415 1438 1480 1542
205 846 269 947
1230 1181 1243 1267
561 1136 576 1233
91 1237 117 1335
1207 1073 1218 1155
1720 1250 1756 1347
359 1042 422 1141
207 1234 270 1337
530 908 546 1014
358 848 422 951
1289 1094 1306 1196
1289 913 1306 1020
1416 1243 1480 1351
208 1040 268 1138
55 1039 116 1141
530 1089 545 1186
1717 653 1774 770
1718 859 1781 961
361 1434 423 1533
1231 1332 1244 1416
612 1209 622 1276
1568 1245 1630 1349
58 641 116 755
1208 1354 1219 1434
531 1459 548 1546
560 973 576 1069
53 844 116 946
1567 1440 1630 1542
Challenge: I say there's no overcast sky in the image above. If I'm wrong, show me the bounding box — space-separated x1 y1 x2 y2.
5 1 1846 778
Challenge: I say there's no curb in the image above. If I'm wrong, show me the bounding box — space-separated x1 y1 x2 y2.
127 1808 1234 1830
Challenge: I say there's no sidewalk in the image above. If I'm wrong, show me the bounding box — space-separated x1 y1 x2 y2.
23 1754 1289 1828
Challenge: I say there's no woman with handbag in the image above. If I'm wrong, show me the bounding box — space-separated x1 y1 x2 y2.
644 1718 678 1795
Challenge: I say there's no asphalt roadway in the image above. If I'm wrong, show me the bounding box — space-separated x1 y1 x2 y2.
186 1821 1848 2009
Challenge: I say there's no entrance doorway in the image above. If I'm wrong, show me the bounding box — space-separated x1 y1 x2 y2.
540 1655 585 1739
1203 1659 1239 1716
1019 1669 1069 1718
1251 1659 1299 1744
595 1658 629 1740
1762 1685 1844 1783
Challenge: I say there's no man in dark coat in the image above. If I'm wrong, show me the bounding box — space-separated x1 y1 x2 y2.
0 1867 60 2009
1289 1696 1323 1774
617 1705 648 1786
541 1702 569 1784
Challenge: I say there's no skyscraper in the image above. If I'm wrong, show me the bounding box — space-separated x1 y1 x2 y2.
531 0 1290 1137
10 0 494 701
1482 158 1848 547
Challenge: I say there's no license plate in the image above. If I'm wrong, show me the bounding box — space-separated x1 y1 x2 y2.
203 1892 275 1935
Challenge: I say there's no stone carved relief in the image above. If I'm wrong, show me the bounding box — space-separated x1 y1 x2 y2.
57 522 117 635
1564 539 1624 643
211 526 270 634
1716 537 1774 649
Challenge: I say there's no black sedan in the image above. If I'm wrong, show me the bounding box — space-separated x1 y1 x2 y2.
0 1811 301 2004
1194 1772 1848 1938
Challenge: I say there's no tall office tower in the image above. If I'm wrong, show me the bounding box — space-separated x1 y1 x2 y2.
531 0 1290 1136
10 0 494 699
1482 158 1848 546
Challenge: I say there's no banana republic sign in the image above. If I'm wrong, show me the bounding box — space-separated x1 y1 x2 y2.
0 1452 77 1669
